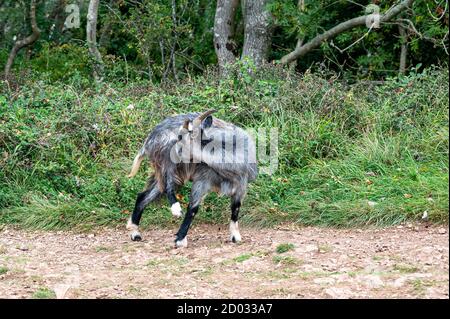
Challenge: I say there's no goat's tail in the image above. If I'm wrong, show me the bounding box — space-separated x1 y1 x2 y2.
128 148 146 178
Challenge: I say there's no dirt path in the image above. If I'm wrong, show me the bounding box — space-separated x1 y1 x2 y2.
0 223 448 299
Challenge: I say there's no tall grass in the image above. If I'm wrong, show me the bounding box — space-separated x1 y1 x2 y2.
0 65 448 230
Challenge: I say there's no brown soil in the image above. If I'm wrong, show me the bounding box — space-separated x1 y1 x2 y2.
0 223 448 299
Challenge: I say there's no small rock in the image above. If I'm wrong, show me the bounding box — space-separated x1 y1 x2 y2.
302 264 323 273
361 275 384 289
421 246 434 254
324 287 353 299
331 273 351 282
313 277 335 285
375 244 389 252
295 244 317 253
54 284 70 299
437 228 447 235
392 277 408 288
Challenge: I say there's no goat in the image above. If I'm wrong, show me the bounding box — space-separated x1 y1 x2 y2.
126 110 258 247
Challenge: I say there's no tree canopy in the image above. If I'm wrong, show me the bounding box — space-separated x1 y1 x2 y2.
0 0 448 83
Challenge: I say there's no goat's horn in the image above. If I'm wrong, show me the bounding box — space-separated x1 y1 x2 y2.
193 109 216 127
182 119 190 130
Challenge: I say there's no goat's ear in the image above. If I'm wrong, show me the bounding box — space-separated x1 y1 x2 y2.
202 115 213 129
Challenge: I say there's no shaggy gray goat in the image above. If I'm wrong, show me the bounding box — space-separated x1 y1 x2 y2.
127 110 258 247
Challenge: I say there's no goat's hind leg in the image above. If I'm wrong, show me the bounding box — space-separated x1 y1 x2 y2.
229 195 242 243
127 179 161 241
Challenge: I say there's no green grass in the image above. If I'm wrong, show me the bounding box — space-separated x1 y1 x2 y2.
276 243 295 254
146 259 162 267
272 255 298 265
0 266 8 275
95 246 113 253
233 253 254 263
0 66 448 230
317 244 333 253
410 278 437 295
32 288 56 299
393 263 420 274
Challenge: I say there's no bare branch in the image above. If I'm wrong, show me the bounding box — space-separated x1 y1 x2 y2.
392 18 449 55
4 0 41 80
330 24 374 54
426 0 448 21
280 0 414 65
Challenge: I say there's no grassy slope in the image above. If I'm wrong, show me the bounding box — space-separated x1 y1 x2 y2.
0 66 448 230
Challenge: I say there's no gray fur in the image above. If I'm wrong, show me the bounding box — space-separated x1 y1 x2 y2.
128 112 258 246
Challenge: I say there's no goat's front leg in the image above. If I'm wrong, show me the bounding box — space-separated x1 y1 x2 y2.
128 179 161 241
174 181 210 248
165 174 182 218
174 203 198 248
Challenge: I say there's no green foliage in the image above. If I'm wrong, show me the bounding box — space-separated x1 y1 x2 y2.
104 0 216 81
271 0 449 79
276 243 295 254
233 253 253 263
273 255 298 265
0 266 8 275
0 0 447 82
31 42 91 83
0 66 448 229
32 288 56 299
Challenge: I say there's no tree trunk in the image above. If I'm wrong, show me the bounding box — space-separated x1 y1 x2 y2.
87 0 104 82
242 0 273 68
280 0 414 65
214 0 240 76
398 23 408 74
4 0 40 80
171 0 179 83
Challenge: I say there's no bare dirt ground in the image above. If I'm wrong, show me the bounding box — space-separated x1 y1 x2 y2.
0 223 448 299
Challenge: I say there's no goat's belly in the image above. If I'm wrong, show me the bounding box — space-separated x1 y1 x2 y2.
218 181 235 196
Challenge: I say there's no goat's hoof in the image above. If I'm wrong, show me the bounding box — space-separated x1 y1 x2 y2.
231 235 242 243
229 221 241 243
175 237 188 248
131 231 142 241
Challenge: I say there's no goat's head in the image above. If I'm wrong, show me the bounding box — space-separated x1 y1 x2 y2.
174 110 216 162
